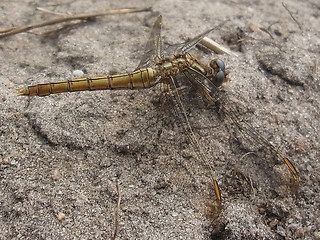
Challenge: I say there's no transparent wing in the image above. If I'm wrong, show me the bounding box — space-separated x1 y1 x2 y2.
165 74 222 202
176 28 215 54
182 67 299 181
137 18 224 69
136 15 163 69
175 21 225 54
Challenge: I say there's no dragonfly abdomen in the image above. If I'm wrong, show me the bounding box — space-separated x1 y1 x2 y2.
17 68 158 96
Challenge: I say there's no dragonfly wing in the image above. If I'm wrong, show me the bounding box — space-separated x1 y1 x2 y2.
136 15 163 69
176 22 225 54
166 74 222 202
183 67 299 180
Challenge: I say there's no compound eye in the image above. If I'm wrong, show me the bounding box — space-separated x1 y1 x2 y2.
214 70 225 87
215 59 225 72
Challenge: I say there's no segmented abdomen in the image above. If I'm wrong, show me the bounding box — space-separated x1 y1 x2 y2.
17 68 158 96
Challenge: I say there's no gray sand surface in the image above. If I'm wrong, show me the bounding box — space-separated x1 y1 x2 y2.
0 0 319 239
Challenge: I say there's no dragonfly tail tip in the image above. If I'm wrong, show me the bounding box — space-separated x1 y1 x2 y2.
16 87 29 96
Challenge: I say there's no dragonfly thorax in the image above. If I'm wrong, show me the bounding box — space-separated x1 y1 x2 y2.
155 53 228 89
156 53 195 76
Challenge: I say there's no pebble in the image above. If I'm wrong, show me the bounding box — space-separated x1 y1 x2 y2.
52 169 61 180
73 70 84 78
57 212 66 221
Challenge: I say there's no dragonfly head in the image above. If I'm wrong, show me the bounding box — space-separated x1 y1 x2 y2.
209 59 229 87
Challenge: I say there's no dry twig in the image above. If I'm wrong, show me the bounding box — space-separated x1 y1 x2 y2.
282 2 302 30
200 36 238 57
0 7 151 39
111 182 122 240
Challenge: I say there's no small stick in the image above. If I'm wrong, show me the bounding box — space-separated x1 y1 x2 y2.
36 7 69 16
111 182 122 240
199 36 238 57
0 7 151 39
282 2 302 30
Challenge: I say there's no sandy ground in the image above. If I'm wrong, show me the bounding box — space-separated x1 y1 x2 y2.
0 0 319 239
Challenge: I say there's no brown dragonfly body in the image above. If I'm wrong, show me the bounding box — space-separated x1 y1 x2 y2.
17 16 299 202
17 52 226 97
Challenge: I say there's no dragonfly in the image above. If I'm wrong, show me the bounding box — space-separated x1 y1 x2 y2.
17 16 299 202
